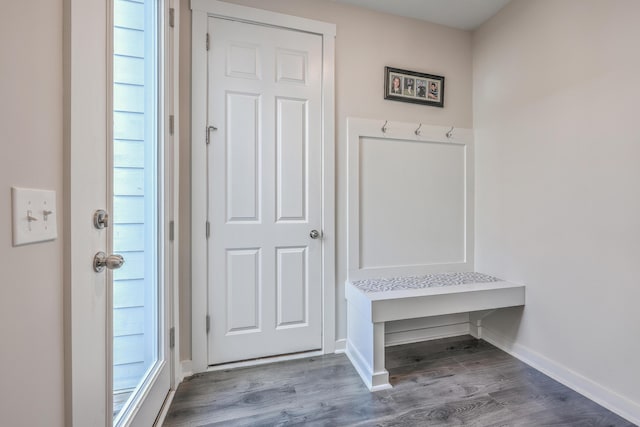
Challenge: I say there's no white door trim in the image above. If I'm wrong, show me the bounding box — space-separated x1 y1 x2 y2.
64 0 180 424
64 0 110 424
166 0 183 392
190 0 336 374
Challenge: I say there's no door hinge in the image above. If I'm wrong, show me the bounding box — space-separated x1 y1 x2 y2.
169 8 175 28
206 315 210 333
169 115 174 135
169 220 175 241
206 221 210 239
169 327 175 349
206 33 210 51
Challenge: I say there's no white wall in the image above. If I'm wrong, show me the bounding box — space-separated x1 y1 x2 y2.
0 1 65 426
473 0 640 421
179 0 473 360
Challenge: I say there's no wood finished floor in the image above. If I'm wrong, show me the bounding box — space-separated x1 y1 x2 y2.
163 336 635 426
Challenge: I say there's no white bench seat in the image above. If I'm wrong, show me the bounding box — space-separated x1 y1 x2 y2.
345 272 525 391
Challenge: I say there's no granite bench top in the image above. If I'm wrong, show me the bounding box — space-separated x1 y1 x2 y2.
350 272 501 293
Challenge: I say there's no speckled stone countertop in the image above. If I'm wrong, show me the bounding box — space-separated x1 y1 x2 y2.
351 272 500 293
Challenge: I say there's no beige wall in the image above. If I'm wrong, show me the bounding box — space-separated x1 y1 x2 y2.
473 0 640 418
0 1 65 426
178 0 473 359
2 0 637 423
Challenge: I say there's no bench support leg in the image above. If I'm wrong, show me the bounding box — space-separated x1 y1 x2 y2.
345 302 392 391
469 309 497 339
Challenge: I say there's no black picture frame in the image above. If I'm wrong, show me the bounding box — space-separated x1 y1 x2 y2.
384 66 445 108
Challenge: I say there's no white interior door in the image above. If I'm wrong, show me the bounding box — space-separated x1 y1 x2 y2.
66 0 174 425
207 18 323 365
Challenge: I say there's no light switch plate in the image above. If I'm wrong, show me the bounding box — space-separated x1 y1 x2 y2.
11 187 58 246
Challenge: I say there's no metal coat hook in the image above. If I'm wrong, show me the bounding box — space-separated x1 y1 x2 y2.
415 123 422 136
446 126 454 139
381 120 388 134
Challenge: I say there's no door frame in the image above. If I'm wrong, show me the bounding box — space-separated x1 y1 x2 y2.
63 0 181 424
190 0 336 374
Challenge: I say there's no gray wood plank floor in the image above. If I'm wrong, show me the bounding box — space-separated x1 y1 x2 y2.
163 336 635 426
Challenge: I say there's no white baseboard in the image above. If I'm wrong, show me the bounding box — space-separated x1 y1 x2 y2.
345 341 391 391
481 327 640 426
180 360 193 379
334 338 347 354
469 324 480 339
385 323 470 347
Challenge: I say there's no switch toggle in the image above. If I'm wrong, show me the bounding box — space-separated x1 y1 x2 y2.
11 187 58 246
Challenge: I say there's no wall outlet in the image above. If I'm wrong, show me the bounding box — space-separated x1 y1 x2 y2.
11 187 58 246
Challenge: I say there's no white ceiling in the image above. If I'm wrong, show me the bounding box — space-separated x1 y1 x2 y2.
332 0 511 30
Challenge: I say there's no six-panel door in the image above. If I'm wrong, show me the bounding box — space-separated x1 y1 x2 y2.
207 18 323 364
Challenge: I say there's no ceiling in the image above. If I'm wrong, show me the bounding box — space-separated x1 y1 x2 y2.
332 0 511 30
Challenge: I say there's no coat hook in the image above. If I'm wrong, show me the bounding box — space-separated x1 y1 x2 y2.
446 126 454 138
415 123 422 136
381 120 388 134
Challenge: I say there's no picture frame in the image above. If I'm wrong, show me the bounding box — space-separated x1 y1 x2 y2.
384 66 445 108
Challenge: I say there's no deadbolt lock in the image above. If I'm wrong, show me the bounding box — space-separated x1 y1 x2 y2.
94 209 109 229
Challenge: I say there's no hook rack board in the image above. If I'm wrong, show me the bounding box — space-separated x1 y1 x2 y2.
346 118 475 281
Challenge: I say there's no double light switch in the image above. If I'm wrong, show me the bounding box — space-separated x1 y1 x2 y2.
11 187 58 246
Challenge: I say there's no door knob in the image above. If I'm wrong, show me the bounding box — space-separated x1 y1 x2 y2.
309 229 322 239
93 251 125 273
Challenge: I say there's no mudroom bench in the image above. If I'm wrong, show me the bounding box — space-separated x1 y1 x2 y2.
345 272 525 391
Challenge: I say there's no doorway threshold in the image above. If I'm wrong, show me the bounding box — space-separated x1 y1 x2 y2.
206 349 324 373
